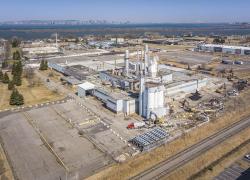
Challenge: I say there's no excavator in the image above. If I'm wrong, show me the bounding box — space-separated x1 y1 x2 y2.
147 111 165 126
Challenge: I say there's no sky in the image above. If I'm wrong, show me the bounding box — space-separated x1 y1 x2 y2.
0 0 249 23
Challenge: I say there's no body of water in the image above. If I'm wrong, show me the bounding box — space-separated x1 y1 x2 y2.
0 23 250 40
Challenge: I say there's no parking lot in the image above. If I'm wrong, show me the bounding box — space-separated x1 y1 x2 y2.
214 153 250 180
0 98 145 179
0 113 65 180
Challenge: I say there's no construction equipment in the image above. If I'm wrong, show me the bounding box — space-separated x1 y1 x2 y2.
149 111 165 125
181 99 194 112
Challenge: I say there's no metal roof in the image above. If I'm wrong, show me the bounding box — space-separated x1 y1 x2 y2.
78 81 95 90
200 44 250 50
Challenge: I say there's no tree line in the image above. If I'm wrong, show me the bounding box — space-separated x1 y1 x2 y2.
0 60 24 106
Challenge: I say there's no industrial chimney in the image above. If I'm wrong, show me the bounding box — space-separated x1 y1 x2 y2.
124 50 129 76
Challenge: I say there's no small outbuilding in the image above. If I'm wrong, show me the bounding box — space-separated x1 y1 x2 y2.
77 81 95 97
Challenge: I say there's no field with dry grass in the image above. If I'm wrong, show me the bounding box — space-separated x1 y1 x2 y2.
87 87 250 180
0 73 64 110
165 127 250 180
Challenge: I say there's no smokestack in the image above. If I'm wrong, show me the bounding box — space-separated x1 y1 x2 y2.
56 33 58 48
139 74 144 116
144 44 149 75
124 50 129 76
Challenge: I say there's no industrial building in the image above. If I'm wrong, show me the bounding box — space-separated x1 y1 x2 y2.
45 44 213 120
197 43 250 55
77 82 136 115
22 46 60 56
75 45 211 119
48 63 97 81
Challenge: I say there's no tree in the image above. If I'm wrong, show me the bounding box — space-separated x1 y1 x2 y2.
12 61 23 86
213 38 225 44
2 61 8 69
13 51 21 60
8 80 15 90
2 72 9 83
9 89 18 105
0 70 3 81
39 60 45 70
15 92 24 105
11 63 16 75
39 60 48 70
13 74 22 86
11 37 21 48
44 60 48 70
9 89 24 106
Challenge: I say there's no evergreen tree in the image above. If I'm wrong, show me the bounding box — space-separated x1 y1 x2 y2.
13 51 21 60
39 60 45 70
9 89 18 105
39 60 48 71
0 70 3 81
8 80 15 90
13 74 22 86
44 60 48 70
2 61 8 68
15 92 24 106
11 63 16 75
9 89 24 106
2 72 9 84
12 61 23 86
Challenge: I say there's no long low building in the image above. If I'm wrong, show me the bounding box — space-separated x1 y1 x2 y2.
22 46 61 56
197 44 250 55
77 82 136 115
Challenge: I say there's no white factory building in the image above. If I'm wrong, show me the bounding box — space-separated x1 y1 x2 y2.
77 82 136 115
197 43 250 55
22 46 60 56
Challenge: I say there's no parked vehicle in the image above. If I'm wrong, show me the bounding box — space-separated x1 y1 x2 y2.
127 122 145 129
244 154 250 160
234 60 243 65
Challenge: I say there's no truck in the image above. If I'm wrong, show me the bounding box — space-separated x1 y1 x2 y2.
234 60 243 65
127 122 145 129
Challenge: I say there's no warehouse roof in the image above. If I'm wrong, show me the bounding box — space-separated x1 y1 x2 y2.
200 44 250 50
78 81 95 90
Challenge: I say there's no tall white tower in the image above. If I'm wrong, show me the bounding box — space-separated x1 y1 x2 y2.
124 50 129 76
144 44 149 75
139 73 144 116
55 33 58 48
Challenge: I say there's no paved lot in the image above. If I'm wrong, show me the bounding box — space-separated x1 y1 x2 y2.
27 105 111 178
159 51 213 65
0 113 65 180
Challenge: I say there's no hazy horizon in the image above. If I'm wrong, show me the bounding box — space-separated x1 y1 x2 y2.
1 0 250 23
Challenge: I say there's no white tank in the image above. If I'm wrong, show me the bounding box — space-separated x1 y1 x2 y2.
158 90 164 108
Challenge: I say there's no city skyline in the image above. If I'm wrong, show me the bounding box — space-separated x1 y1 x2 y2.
0 0 250 23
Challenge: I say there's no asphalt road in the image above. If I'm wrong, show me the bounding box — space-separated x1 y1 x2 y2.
131 117 250 180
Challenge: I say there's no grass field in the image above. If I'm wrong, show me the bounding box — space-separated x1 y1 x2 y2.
0 74 64 110
87 86 250 180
